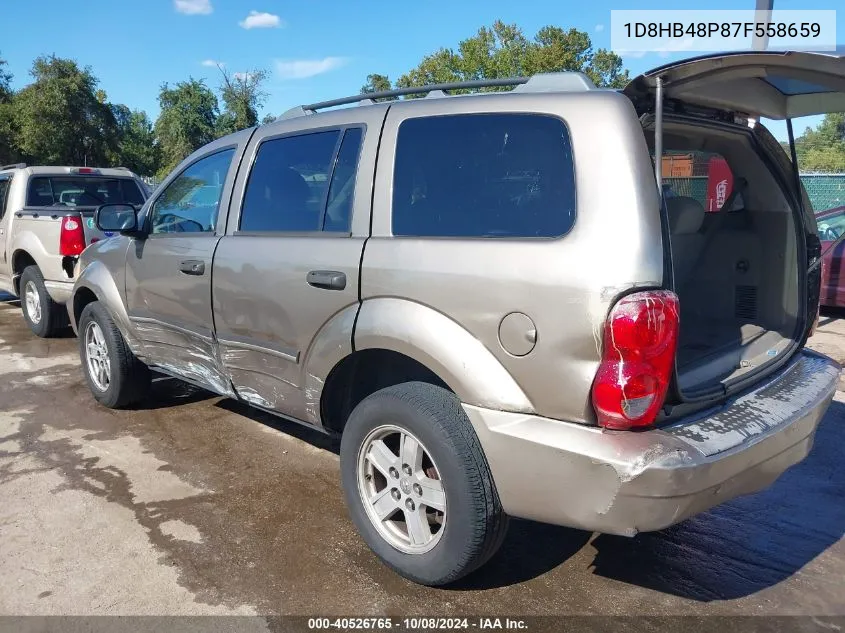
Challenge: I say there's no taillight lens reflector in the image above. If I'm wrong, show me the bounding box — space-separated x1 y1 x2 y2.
60 215 86 256
591 290 680 430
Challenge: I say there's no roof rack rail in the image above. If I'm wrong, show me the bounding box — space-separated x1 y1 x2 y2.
279 72 596 119
0 163 26 171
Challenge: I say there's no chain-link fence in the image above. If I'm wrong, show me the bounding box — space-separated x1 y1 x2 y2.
664 174 845 214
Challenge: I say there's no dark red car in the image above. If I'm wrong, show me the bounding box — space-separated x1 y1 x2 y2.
816 205 845 307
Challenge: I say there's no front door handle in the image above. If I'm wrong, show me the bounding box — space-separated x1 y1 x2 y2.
179 260 205 275
307 270 346 290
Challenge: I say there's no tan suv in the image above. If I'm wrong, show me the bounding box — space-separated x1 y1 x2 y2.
69 51 843 586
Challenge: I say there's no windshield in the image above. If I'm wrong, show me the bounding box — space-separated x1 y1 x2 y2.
26 176 145 208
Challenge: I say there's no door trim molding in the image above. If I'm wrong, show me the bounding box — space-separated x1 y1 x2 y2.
217 335 300 364
129 315 214 343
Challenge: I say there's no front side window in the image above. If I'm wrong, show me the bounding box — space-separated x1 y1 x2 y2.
150 149 235 235
240 130 346 232
392 113 576 238
817 208 845 242
26 177 145 208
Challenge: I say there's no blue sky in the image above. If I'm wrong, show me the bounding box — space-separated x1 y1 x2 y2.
1 0 842 140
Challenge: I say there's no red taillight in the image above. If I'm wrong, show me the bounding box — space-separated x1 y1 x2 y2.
59 215 86 256
591 290 680 430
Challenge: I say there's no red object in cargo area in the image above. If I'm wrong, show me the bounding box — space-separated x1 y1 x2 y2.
591 290 680 430
59 215 86 256
705 156 733 212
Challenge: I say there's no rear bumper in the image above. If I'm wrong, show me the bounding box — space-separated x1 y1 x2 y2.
464 349 839 536
44 279 73 304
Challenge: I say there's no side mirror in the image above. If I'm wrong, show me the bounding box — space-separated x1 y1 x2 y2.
95 203 140 235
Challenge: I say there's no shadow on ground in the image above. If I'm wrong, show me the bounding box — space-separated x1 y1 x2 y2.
589 400 845 601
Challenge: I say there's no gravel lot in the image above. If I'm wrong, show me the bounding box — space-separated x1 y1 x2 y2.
1 291 844 623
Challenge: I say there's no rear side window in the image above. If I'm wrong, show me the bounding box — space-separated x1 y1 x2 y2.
240 128 364 233
0 177 10 219
392 113 576 238
26 177 145 207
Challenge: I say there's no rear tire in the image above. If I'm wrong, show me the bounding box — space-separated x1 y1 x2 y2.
340 381 508 586
78 301 150 408
20 265 68 338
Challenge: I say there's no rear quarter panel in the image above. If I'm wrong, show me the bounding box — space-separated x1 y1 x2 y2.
361 90 664 424
10 215 66 282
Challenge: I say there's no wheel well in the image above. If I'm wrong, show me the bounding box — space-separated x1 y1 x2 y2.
73 287 98 325
320 349 452 435
11 250 36 294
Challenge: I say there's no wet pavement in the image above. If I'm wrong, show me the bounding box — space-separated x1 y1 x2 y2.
1 291 844 618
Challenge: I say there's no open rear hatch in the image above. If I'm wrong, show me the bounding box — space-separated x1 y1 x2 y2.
623 49 845 403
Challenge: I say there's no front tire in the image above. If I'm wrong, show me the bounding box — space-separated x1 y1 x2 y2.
340 382 508 586
78 301 151 408
20 265 68 338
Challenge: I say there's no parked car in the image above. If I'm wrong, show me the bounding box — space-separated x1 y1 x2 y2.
815 205 845 307
0 164 148 336
69 50 843 586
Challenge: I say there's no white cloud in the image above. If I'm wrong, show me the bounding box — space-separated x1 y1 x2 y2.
174 0 212 15
239 11 283 29
201 59 224 68
595 24 605 32
274 57 348 80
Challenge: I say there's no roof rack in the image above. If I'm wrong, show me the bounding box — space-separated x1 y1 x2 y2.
279 72 596 120
0 163 26 171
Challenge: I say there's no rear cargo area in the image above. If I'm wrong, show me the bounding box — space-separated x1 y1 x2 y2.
655 120 801 394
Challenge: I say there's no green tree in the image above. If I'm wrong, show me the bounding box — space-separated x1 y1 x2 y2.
216 65 269 136
110 104 160 176
0 53 20 165
154 78 218 177
14 55 116 165
794 113 845 172
373 21 629 97
261 113 276 125
360 74 396 101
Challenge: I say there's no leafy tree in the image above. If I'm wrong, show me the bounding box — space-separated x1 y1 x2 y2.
261 113 276 125
14 55 116 165
361 74 396 101
793 113 845 173
154 78 218 177
0 54 12 102
216 65 269 136
110 104 160 176
369 21 629 98
0 53 20 164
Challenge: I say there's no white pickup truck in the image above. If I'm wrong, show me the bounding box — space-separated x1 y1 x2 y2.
0 164 149 337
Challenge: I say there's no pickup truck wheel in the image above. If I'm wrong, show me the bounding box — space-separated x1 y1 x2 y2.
20 266 68 338
78 301 150 408
340 381 509 586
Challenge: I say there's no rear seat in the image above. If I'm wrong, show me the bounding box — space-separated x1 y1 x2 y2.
667 196 706 288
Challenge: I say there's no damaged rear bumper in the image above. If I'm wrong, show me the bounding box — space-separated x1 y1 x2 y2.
463 349 840 536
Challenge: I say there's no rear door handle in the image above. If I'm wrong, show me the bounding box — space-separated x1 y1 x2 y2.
307 270 346 290
179 260 205 275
